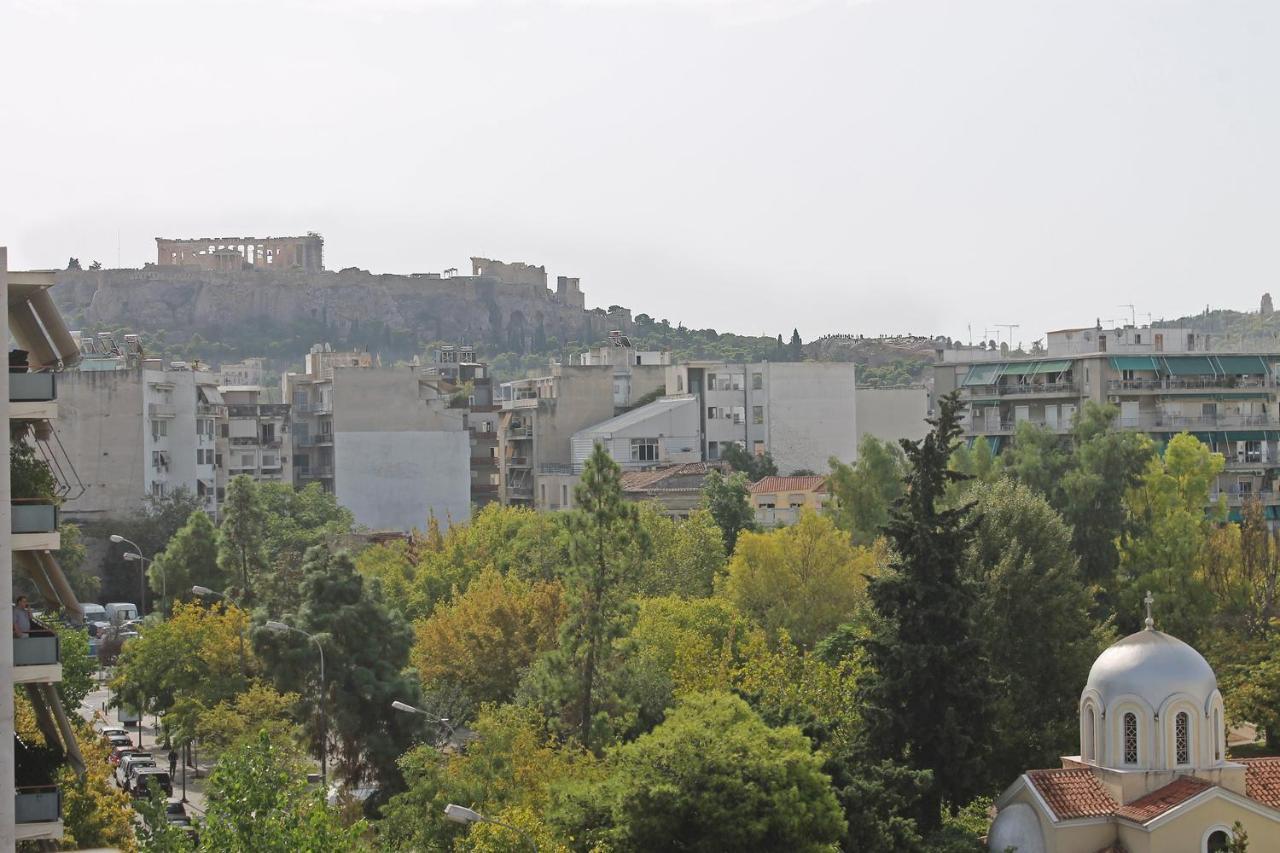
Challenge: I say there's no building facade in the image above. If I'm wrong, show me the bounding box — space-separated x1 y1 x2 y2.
4 256 93 846
749 475 831 528
934 323 1280 521
156 233 324 272
219 386 292 490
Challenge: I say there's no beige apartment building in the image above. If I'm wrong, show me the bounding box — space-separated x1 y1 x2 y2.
934 322 1280 521
218 385 292 491
3 255 92 846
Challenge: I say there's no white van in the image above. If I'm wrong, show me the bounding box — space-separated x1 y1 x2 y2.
104 603 138 626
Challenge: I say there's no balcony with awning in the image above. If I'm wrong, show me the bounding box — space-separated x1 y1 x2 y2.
960 359 1079 398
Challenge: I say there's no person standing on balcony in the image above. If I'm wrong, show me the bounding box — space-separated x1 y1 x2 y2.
12 595 32 638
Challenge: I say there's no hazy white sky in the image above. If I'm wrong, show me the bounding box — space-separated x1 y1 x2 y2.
3 0 1277 348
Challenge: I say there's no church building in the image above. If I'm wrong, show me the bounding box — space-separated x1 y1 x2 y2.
989 600 1280 852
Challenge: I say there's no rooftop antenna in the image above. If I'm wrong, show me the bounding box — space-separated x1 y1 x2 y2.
1119 304 1136 326
994 324 1020 346
1143 590 1155 631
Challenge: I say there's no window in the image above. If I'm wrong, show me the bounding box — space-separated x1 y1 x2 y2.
262 424 276 444
1084 707 1096 762
1123 712 1138 764
707 373 719 390
1214 708 1222 761
707 406 720 420
788 493 805 508
729 406 745 424
752 372 763 390
677 375 684 392
151 419 168 440
708 441 720 460
630 438 659 462
1245 440 1263 463
754 440 765 456
752 405 764 425
540 483 547 505
1176 712 1190 765
562 484 569 507
1208 829 1231 852
727 373 744 390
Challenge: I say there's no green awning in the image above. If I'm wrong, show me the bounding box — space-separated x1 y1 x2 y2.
1031 359 1072 374
1228 509 1244 523
1163 356 1219 376
1001 362 1039 376
1189 432 1216 447
1215 355 1269 375
962 363 1006 386
1109 356 1160 371
1212 392 1271 400
1224 430 1266 442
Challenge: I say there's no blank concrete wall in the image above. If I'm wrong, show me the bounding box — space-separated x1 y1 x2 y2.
334 430 470 532
765 363 858 474
854 387 930 454
57 370 146 521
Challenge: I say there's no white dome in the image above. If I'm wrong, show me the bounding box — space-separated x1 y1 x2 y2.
988 803 1045 853
1084 629 1218 713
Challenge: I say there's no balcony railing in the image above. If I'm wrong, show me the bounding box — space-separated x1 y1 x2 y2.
9 373 56 403
148 402 177 419
1117 414 1280 430
966 381 1080 397
539 463 575 475
12 502 58 534
502 397 540 411
1107 377 1273 392
16 786 61 825
14 634 60 667
506 427 533 439
505 456 530 468
300 466 334 479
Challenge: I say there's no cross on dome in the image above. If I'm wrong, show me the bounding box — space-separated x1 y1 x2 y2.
1143 590 1154 630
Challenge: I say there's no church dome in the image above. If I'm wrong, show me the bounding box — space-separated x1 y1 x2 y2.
1084 628 1218 712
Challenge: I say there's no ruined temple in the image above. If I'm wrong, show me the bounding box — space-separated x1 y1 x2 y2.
156 233 325 273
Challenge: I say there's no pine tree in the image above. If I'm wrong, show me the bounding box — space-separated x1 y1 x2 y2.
859 391 996 831
218 475 266 602
776 334 786 360
789 328 803 361
531 443 647 750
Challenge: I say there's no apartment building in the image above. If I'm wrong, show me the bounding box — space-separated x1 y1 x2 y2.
572 331 670 407
218 356 266 387
934 322 1280 520
56 339 223 523
218 386 292 490
749 475 830 528
283 346 470 531
664 361 860 475
4 255 92 845
420 346 501 508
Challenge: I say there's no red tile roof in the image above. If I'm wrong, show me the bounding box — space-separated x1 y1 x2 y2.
1026 769 1118 820
749 475 827 495
1114 776 1211 824
620 462 726 492
1239 757 1280 809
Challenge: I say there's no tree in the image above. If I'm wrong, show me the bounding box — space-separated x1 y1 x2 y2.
58 522 100 602
89 259 102 270
828 435 907 544
151 510 223 611
380 704 598 852
52 619 97 709
860 391 997 831
59 723 137 853
702 469 757 555
218 475 267 602
721 442 778 481
525 444 647 750
965 478 1106 787
254 546 422 791
789 328 804 361
636 505 726 598
95 488 205 604
197 732 366 852
1116 432 1224 642
411 568 564 709
1000 421 1071 503
567 692 845 852
827 758 931 853
67 257 82 270
111 601 250 720
721 511 879 648
194 681 302 761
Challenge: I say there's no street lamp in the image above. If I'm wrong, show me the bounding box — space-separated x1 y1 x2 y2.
124 553 164 613
444 804 538 852
265 620 327 787
109 534 146 615
192 586 246 672
391 699 456 745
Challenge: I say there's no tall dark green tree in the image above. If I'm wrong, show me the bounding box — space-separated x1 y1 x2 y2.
720 442 778 481
526 443 647 750
860 391 996 831
789 328 804 361
218 475 267 602
254 545 423 792
151 510 224 611
828 435 908 544
701 469 757 555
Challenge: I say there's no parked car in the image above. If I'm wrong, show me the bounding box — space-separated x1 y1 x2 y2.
130 768 173 798
106 733 133 748
118 753 155 787
100 727 130 741
110 745 144 766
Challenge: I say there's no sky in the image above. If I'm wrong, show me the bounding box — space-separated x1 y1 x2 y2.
2 0 1278 349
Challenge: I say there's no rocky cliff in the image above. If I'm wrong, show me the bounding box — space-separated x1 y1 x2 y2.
52 267 632 360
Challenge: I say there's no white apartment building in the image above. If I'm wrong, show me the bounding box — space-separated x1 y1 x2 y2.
4 255 92 846
218 356 266 387
219 386 292 491
283 345 470 532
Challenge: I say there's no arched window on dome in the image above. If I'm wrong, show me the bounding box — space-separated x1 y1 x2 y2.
1084 707 1096 762
1214 707 1222 761
1123 712 1138 765
1176 712 1190 765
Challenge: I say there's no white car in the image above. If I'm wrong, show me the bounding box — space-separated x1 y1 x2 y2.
117 754 155 787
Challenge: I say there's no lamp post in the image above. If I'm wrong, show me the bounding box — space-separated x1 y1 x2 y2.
192 586 247 673
265 620 326 787
444 804 538 853
391 699 456 746
109 534 146 615
124 553 163 613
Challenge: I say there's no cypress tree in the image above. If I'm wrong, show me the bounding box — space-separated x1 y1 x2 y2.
789 328 803 360
859 391 996 830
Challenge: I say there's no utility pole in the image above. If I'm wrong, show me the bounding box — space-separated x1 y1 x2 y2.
994 324 1020 349
1119 304 1136 326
